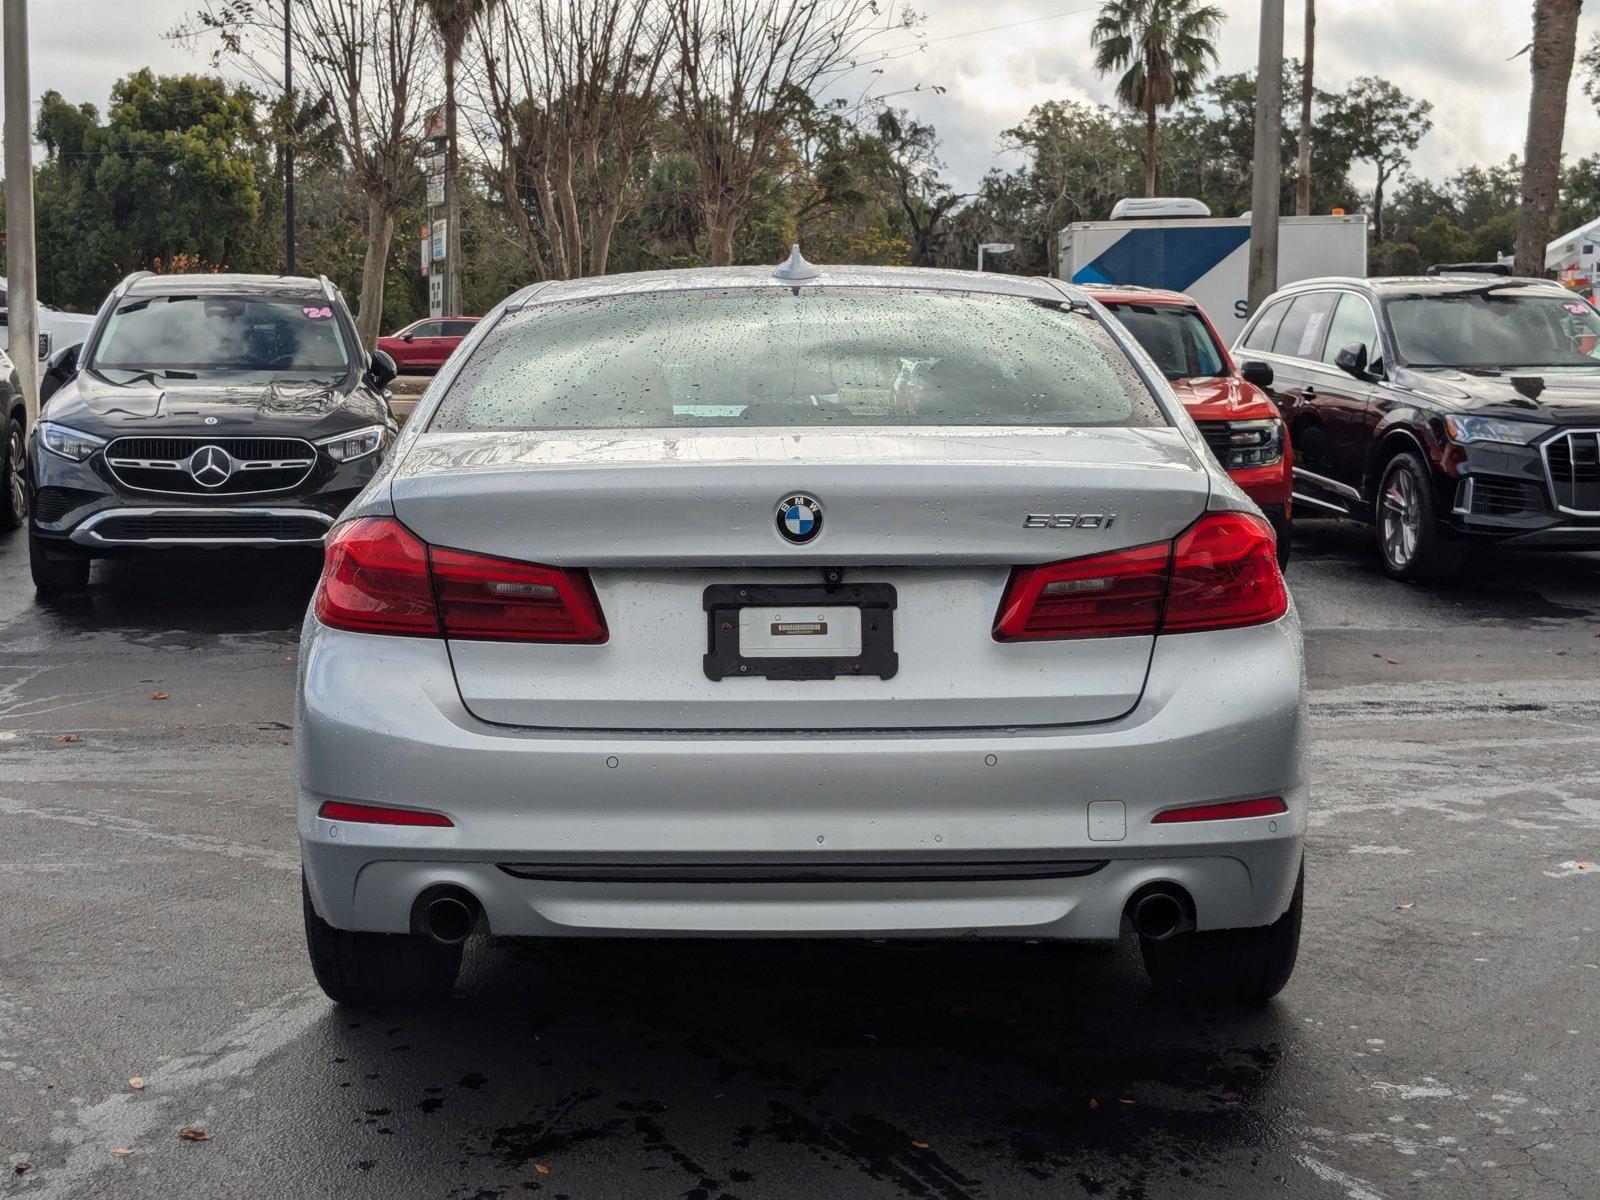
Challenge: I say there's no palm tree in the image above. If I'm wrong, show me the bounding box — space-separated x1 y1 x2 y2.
423 0 496 313
1295 0 1315 215
1091 0 1226 198
1514 0 1582 275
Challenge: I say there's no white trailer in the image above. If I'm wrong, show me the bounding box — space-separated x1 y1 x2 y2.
1545 215 1600 290
1058 207 1369 341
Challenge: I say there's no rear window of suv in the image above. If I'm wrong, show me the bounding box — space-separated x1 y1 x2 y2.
429 288 1167 431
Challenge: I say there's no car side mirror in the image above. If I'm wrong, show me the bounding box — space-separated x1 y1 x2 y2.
401 333 415 343
39 342 81 405
1334 341 1370 379
1238 359 1274 389
369 348 399 389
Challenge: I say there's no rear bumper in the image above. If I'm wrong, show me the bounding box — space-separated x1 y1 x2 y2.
297 611 1308 941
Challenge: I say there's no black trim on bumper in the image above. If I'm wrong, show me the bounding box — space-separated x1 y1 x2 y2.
497 858 1109 884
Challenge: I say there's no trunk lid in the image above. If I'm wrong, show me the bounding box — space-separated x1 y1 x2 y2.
390 426 1211 731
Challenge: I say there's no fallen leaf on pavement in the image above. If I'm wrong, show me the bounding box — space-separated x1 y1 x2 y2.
912 1141 929 1150
1396 901 1415 910
14 1163 29 1175
178 1128 209 1142
149 692 169 701
128 1077 144 1090
108 1147 134 1157
534 1163 550 1175
1577 861 1592 871
1385 658 1401 665
56 734 80 744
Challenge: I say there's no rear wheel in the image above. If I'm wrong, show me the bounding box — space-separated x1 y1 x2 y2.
1140 864 1303 1005
29 530 91 595
1375 452 1462 582
2 409 26 531
302 874 461 1008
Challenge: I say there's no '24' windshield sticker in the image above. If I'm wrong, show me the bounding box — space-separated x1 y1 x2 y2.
303 305 333 320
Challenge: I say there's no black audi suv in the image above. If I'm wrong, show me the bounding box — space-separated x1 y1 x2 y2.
1236 272 1600 581
25 272 399 594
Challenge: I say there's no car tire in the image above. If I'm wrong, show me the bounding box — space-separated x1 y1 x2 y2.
29 530 91 595
302 874 462 1008
1139 863 1303 1005
1374 452 1463 582
2 409 27 531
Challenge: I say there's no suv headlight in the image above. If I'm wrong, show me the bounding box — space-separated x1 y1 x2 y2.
1443 416 1549 446
318 425 387 462
38 421 106 462
1215 418 1284 469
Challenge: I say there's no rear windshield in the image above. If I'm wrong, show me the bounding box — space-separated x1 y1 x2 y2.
429 288 1166 431
91 294 352 380
1102 302 1227 381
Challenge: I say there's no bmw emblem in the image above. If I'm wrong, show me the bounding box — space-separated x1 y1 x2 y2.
776 494 823 544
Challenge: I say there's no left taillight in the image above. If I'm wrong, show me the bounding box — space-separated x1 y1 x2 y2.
314 517 440 636
314 516 607 644
993 511 1287 641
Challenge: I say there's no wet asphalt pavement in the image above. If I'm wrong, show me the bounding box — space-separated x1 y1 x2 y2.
1 521 1597 1200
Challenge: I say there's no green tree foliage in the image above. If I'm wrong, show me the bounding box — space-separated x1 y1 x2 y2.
1091 0 1225 197
1158 61 1361 217
1340 76 1432 243
33 70 271 308
20 48 1600 323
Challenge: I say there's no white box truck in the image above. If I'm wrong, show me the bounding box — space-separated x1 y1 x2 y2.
1058 201 1369 341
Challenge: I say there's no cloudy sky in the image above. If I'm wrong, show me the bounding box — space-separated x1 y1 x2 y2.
14 0 1600 208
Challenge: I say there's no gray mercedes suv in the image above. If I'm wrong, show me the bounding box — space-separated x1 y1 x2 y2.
296 254 1307 1009
25 272 398 594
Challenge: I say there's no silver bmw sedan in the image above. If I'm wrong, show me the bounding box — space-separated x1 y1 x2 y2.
297 254 1306 1008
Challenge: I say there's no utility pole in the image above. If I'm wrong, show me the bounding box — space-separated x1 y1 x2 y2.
1248 0 1286 314
1295 0 1314 216
444 60 460 316
284 0 296 274
3 0 40 423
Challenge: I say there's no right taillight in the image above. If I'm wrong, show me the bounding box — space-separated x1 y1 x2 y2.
993 511 1286 641
994 542 1171 640
1163 511 1288 632
314 517 607 643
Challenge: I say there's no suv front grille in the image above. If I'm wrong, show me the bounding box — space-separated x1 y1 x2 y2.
1195 421 1235 459
1543 431 1600 515
89 513 330 542
104 436 317 496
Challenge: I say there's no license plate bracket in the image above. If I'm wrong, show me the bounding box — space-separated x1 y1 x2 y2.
703 583 898 681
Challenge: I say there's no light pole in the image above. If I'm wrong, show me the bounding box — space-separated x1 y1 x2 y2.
977 242 1015 273
1247 0 1286 313
3 0 39 422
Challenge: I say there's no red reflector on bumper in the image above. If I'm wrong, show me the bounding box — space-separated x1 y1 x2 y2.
317 801 454 828
1151 796 1287 824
